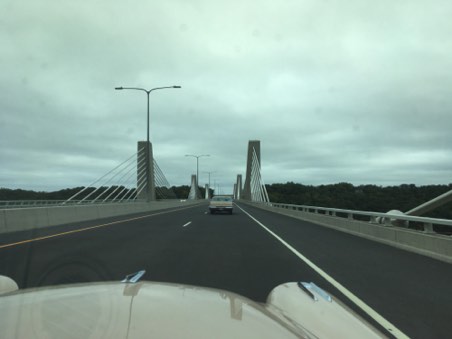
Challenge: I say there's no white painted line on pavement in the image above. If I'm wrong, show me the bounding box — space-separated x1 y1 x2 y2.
0 205 202 250
182 221 192 227
235 204 408 339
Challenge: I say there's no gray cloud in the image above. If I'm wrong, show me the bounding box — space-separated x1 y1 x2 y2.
1 0 451 193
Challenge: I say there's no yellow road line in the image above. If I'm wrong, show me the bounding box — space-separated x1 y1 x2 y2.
0 205 201 250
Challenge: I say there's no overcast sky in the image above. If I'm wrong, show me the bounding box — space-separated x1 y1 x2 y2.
1 0 451 194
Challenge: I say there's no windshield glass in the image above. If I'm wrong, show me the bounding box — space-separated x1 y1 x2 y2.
212 197 232 202
1 1 451 339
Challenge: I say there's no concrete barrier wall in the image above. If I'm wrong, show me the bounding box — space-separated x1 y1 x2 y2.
0 210 5 233
241 201 452 264
0 200 204 234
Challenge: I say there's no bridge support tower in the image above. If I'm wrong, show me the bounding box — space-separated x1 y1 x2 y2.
188 174 201 200
242 140 261 200
137 141 156 202
234 174 242 200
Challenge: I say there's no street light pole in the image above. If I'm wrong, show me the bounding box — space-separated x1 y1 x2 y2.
115 85 181 201
203 171 216 199
185 154 210 191
203 171 216 188
115 86 181 145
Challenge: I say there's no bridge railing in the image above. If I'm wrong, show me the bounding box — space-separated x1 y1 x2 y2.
0 199 147 209
265 202 452 235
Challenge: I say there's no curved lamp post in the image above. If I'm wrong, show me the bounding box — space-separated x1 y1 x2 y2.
115 86 181 144
115 85 181 201
203 171 216 199
185 154 210 190
203 171 216 190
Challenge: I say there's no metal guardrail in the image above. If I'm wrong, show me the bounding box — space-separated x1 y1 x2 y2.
265 203 452 234
0 199 145 209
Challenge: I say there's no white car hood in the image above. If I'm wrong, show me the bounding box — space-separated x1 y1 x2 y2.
0 280 386 338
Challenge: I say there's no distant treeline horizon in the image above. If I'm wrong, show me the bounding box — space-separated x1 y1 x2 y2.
265 182 452 219
1 182 451 219
0 185 206 202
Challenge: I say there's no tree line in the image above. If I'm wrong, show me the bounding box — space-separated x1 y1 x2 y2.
0 186 213 201
265 182 452 219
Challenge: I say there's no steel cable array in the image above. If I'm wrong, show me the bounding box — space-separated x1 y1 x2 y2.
249 147 270 203
64 147 176 204
153 159 177 199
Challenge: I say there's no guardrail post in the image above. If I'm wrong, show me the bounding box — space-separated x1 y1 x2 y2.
423 223 435 234
348 213 353 220
384 217 392 226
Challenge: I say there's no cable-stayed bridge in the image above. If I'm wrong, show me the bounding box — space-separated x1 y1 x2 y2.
1 139 452 338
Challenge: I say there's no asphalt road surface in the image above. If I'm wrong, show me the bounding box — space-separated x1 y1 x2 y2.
1 202 451 338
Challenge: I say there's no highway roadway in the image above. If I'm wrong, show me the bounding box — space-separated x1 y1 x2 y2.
1 202 451 338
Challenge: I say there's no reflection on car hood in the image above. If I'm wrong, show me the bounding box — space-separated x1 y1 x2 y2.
0 281 385 338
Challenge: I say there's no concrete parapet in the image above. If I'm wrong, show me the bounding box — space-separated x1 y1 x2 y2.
47 206 77 226
0 210 6 233
4 208 50 233
241 201 452 264
1 200 203 234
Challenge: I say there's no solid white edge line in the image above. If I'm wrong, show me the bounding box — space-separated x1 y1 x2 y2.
236 204 408 339
182 221 192 227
